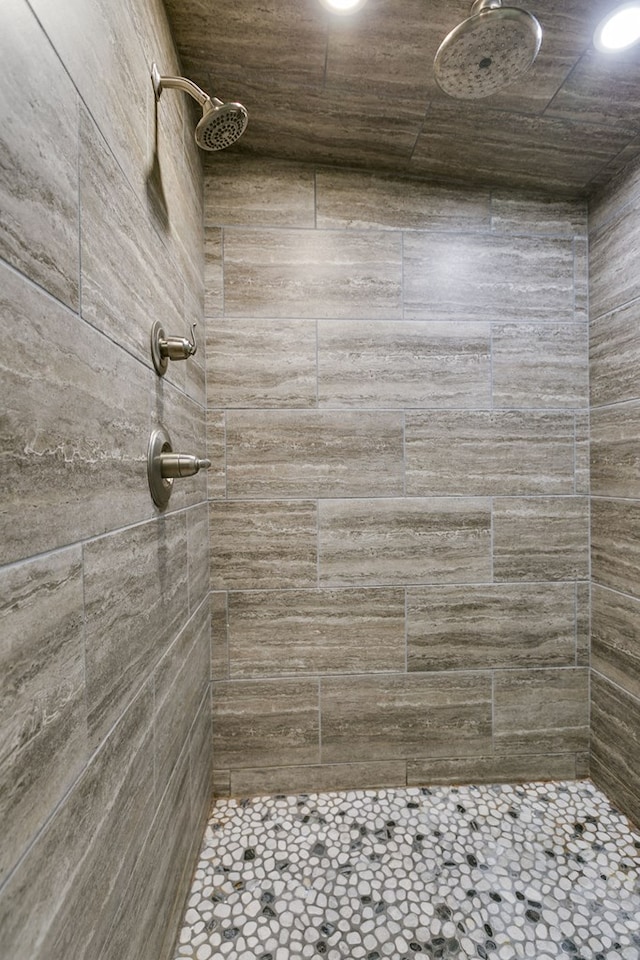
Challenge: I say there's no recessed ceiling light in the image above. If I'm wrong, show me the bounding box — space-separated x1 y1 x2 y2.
318 0 367 15
593 2 640 51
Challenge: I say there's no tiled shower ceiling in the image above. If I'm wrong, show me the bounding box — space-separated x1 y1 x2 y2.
162 0 640 195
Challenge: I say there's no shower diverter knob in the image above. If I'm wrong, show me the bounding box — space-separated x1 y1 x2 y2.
147 427 210 509
151 320 198 376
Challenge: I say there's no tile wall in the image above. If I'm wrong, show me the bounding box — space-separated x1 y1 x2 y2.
589 152 640 828
0 1 209 958
205 156 591 799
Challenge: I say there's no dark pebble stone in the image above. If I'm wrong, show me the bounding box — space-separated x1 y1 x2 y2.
446 938 460 953
466 889 477 898
477 948 488 959
223 927 239 941
262 906 277 918
574 822 584 833
312 842 326 856
260 891 275 904
320 923 335 937
408 801 420 809
260 955 273 960
361 895 372 904
205 919 218 932
544 849 555 858
317 943 327 955
561 940 578 953
386 820 396 827
507 810 518 819
457 804 466 813
467 854 478 867
614 944 622 950
374 901 385 914
444 860 456 867
436 905 452 920
525 909 540 922
243 848 255 861
433 830 442 837
486 941 497 950
416 833 425 841
483 924 493 937
367 953 380 960
470 819 479 830
409 942 422 951
489 892 502 902
526 899 542 908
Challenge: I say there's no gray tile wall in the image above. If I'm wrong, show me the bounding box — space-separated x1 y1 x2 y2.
589 152 640 828
0 1 209 957
205 155 590 798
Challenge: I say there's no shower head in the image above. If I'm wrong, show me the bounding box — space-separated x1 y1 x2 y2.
151 63 248 151
434 0 542 100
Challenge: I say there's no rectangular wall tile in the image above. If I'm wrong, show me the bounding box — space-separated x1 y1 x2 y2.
490 192 587 237
590 672 640 829
204 227 223 316
0 548 87 879
406 411 575 496
226 410 404 498
0 0 79 309
590 205 640 321
206 410 226 500
0 686 154 960
319 498 491 586
205 157 315 226
574 411 590 495
229 761 408 798
576 582 590 667
318 320 491 408
227 587 405 678
407 583 576 672
0 263 153 565
492 323 589 409
403 232 575 322
153 601 209 803
493 497 589 581
321 673 492 762
591 401 640 499
316 168 490 231
592 498 640 600
207 319 317 408
592 584 640 700
213 679 320 769
84 513 189 751
494 668 589 755
210 500 317 590
223 229 403 319
211 591 229 681
590 299 640 407
189 690 213 831
407 753 578 787
186 503 210 615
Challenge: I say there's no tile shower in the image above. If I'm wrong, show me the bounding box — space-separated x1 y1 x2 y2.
0 2 639 960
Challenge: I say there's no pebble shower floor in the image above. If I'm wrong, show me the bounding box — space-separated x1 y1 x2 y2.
173 780 640 960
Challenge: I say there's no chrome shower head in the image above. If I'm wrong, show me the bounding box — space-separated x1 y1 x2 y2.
151 63 248 151
434 0 542 100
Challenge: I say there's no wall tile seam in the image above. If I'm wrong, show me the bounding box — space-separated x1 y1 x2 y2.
210 405 590 413
0 674 154 899
206 221 585 243
587 292 640 324
213 666 588 685
590 494 640 503
212 580 589 592
589 397 640 411
590 668 640 705
590 579 640 608
588 186 640 239
208 495 590 503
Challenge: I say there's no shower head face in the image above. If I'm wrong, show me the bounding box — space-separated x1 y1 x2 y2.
195 100 249 151
434 5 542 100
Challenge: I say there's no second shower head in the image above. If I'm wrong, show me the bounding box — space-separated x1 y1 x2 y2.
152 63 248 151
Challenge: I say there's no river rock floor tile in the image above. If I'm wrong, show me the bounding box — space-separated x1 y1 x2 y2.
173 780 640 960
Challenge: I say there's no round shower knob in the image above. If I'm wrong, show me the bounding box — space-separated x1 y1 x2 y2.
147 427 210 509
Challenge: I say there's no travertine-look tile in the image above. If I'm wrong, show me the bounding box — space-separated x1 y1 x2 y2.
492 323 589 409
229 760 408 798
490 192 587 237
0 0 79 309
405 411 575 496
29 0 148 196
318 320 491 409
407 753 578 787
588 150 640 235
592 584 640 700
590 201 640 322
223 229 403 319
590 299 640 407
226 410 404 498
0 264 152 565
574 411 590 495
213 679 320 769
316 168 490 231
0 549 87 879
591 401 640 499
83 513 189 750
321 673 492 762
186 503 210 615
0 687 154 960
211 591 229 681
204 227 223 317
80 109 184 367
403 232 575 322
210 500 317 590
159 381 208 511
319 498 491 586
493 497 589 581
153 600 209 802
189 691 213 832
576 581 590 667
212 770 231 798
205 156 315 226
573 236 589 324
590 672 640 830
227 587 405 678
206 410 226 500
407 583 576 672
207 319 317 408
494 668 589 755
592 498 640 600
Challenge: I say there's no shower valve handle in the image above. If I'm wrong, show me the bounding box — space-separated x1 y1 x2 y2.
151 320 197 375
159 453 211 479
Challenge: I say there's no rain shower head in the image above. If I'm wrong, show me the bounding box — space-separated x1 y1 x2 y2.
434 0 542 100
151 63 248 151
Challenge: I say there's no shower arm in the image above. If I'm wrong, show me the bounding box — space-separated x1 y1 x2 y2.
151 63 222 108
